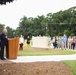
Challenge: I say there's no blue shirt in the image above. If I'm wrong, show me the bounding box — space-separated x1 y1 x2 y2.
62 36 67 42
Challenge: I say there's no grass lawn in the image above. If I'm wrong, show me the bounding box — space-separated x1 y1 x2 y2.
19 40 76 56
61 60 76 75
18 47 76 56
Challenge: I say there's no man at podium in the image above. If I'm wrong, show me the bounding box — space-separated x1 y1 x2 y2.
0 29 8 60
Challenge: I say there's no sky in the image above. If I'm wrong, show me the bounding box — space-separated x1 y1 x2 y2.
0 0 76 29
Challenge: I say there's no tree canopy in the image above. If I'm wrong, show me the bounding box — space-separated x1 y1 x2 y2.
0 0 15 5
16 6 76 38
1 6 76 38
0 24 5 33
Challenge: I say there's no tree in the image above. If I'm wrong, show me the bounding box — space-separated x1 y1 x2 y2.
0 0 15 5
0 24 5 33
16 6 76 38
6 26 16 38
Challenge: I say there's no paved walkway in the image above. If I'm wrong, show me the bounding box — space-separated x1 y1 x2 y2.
10 54 76 63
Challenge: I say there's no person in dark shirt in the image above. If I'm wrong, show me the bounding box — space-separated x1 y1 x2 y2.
71 37 75 50
54 37 58 49
0 29 8 60
26 36 31 47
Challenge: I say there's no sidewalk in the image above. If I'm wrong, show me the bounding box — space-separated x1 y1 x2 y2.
10 54 76 63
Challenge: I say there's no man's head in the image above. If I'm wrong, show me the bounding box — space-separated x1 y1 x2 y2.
2 29 7 34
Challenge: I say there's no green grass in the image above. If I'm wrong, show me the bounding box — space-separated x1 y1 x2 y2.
18 48 76 56
61 60 76 75
19 40 76 56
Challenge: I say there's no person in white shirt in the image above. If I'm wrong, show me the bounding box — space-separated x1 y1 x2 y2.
19 35 24 50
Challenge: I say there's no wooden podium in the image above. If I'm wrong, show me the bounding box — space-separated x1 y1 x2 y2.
7 38 19 59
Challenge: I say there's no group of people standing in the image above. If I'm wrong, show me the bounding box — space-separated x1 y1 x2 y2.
52 34 76 50
19 34 76 50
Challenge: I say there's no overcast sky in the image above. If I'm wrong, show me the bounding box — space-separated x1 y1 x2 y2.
0 0 76 29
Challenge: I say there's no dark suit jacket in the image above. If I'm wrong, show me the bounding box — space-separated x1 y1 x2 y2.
0 32 8 46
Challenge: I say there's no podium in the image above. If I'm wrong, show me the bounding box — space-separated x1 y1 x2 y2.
6 38 19 59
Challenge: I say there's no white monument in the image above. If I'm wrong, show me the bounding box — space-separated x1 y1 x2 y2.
32 36 49 48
